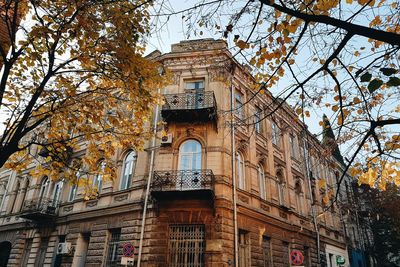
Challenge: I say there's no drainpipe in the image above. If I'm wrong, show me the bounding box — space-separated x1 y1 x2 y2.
301 130 321 265
230 73 239 267
137 87 161 267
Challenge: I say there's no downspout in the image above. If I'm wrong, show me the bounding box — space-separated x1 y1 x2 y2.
301 130 321 265
230 70 239 267
137 87 161 267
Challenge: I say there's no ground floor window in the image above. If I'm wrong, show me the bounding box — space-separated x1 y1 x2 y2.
262 236 272 267
238 230 251 267
35 237 49 267
106 228 121 267
168 224 205 267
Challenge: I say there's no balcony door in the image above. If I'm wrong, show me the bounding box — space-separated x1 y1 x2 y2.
178 140 202 189
185 80 205 109
39 177 50 203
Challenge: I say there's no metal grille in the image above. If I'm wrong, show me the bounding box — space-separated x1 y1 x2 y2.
168 225 205 267
106 229 121 267
163 91 216 111
21 197 59 215
152 170 214 192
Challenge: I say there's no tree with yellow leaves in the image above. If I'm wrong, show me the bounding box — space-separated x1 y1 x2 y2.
157 0 400 191
0 1 165 185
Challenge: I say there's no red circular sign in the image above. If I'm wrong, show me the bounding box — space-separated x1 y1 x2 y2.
290 250 304 266
123 243 136 257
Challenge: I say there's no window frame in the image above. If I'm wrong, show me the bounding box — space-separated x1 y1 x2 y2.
120 151 137 190
236 152 246 190
94 161 106 194
258 164 266 200
271 122 281 147
255 106 263 134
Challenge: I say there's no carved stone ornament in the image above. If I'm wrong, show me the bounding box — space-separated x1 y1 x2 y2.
238 194 249 204
63 205 73 212
86 200 98 208
114 194 128 202
260 203 271 212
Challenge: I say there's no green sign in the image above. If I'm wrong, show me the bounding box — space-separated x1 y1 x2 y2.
336 255 346 265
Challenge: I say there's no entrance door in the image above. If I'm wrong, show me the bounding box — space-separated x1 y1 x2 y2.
0 241 11 267
178 140 202 189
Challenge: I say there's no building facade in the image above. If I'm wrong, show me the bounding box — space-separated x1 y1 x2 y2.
1 39 352 267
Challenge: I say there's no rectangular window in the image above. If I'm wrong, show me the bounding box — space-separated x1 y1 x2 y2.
106 229 121 267
235 90 245 119
289 134 298 159
282 241 290 266
21 238 33 267
35 237 49 267
255 107 263 134
304 246 311 267
262 236 273 267
185 80 205 91
168 225 205 267
238 230 251 267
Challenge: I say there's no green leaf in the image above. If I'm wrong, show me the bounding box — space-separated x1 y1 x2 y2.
380 68 397 76
368 79 383 93
360 72 372 82
387 77 400 87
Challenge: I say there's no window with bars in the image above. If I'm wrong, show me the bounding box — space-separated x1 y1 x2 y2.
262 236 273 267
238 230 251 267
168 225 205 267
282 241 290 266
106 228 121 267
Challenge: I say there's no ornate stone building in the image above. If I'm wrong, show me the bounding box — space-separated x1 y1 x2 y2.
0 39 352 267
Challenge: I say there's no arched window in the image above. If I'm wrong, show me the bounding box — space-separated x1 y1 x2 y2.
178 140 202 170
276 169 285 205
178 140 202 189
94 161 106 193
39 177 49 201
258 165 266 199
18 179 30 212
69 171 80 202
120 151 137 190
9 181 20 214
52 181 63 204
271 122 281 147
236 152 245 190
295 179 304 214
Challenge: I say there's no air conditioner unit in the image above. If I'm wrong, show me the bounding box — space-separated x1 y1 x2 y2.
161 133 173 145
57 242 72 255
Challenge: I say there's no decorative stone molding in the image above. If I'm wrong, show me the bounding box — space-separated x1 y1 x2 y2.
86 200 98 208
279 211 288 219
114 194 128 202
260 203 270 212
238 194 249 204
63 205 73 212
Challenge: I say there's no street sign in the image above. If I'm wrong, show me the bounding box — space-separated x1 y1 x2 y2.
123 243 136 257
336 255 346 265
290 250 304 266
121 256 135 266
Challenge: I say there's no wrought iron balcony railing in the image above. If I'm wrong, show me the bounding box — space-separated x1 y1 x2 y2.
161 91 217 123
20 197 59 220
152 169 215 192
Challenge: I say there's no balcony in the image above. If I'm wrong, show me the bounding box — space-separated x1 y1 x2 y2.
161 91 217 123
19 197 59 221
151 169 215 201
